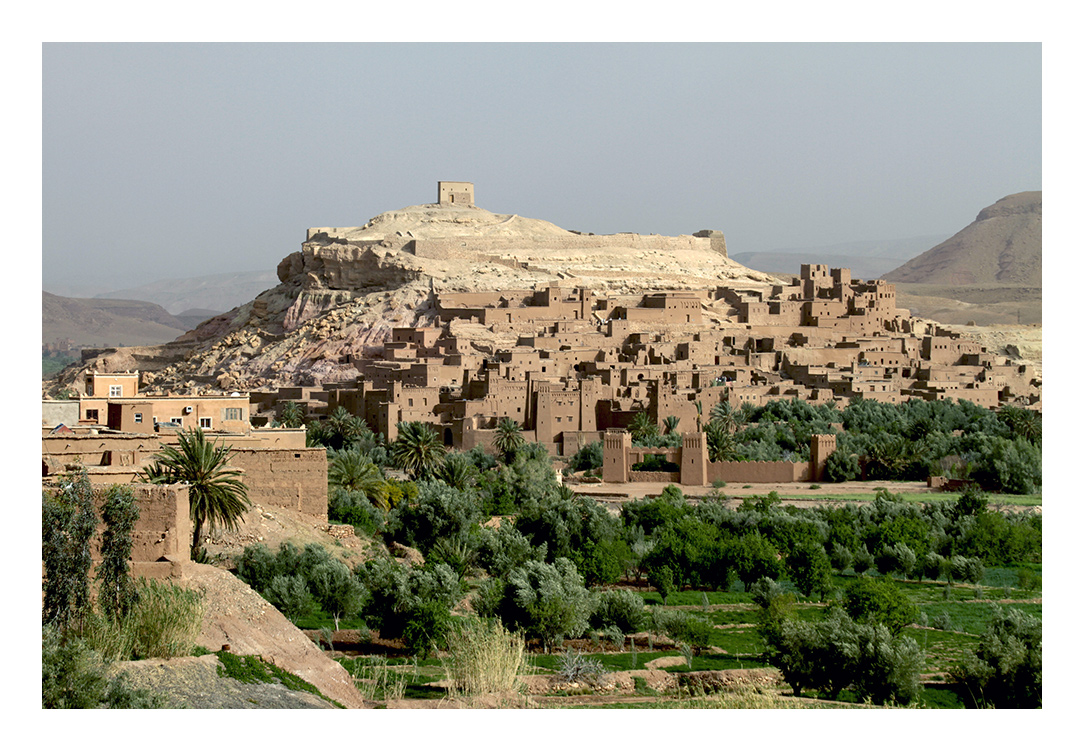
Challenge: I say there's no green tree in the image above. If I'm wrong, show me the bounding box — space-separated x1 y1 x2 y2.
309 559 363 631
953 606 1041 708
843 577 918 636
139 428 250 557
355 558 462 641
433 452 481 492
475 558 595 652
42 469 98 634
390 421 446 480
787 542 834 600
96 485 140 622
662 415 681 435
710 399 740 434
725 533 783 590
493 417 526 463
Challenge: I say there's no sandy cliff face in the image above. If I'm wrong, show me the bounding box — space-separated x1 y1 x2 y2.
48 202 775 395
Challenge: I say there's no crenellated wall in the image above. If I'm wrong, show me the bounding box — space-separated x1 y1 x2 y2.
602 432 835 485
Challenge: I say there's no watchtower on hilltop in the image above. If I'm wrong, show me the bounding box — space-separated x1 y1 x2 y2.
438 181 474 206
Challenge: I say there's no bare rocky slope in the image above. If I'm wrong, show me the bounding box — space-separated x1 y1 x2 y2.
884 192 1041 287
47 201 776 395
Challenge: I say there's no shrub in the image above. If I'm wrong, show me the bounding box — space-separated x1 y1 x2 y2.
86 578 205 661
875 542 917 579
266 574 319 623
829 543 853 573
441 618 526 697
920 552 945 582
843 577 917 636
401 600 452 658
308 559 364 631
385 480 483 557
824 450 861 483
96 485 140 622
725 533 783 590
565 441 603 473
932 611 953 631
42 625 163 709
631 455 680 473
42 470 98 633
557 649 608 684
970 436 1041 494
477 524 546 579
355 558 461 640
590 589 646 634
953 607 1041 708
852 546 874 576
651 609 714 651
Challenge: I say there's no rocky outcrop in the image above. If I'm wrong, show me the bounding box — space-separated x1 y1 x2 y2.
47 200 778 396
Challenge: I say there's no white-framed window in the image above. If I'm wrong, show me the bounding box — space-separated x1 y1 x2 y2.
222 407 243 421
134 413 142 424
109 385 123 397
199 417 212 429
171 417 183 425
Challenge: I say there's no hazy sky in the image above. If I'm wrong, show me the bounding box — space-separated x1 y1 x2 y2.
42 43 1040 295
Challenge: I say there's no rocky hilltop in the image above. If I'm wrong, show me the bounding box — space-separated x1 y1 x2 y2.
884 191 1041 286
48 200 775 395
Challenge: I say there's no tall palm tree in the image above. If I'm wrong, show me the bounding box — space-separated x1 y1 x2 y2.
493 417 525 463
139 428 250 557
629 411 658 443
710 399 740 434
663 415 681 435
328 447 390 509
434 452 480 492
279 401 306 429
390 421 446 480
705 421 738 462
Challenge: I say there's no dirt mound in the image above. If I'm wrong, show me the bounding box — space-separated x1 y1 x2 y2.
201 503 382 569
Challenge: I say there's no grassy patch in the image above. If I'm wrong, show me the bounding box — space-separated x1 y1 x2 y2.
215 651 343 706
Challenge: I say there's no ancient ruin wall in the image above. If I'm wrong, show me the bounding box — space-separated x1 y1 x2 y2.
412 233 715 260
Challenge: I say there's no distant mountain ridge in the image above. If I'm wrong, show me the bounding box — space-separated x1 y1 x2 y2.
97 269 280 315
884 192 1041 286
42 291 190 348
731 234 948 280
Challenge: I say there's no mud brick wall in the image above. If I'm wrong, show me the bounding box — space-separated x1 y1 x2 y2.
705 460 808 484
228 447 328 520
